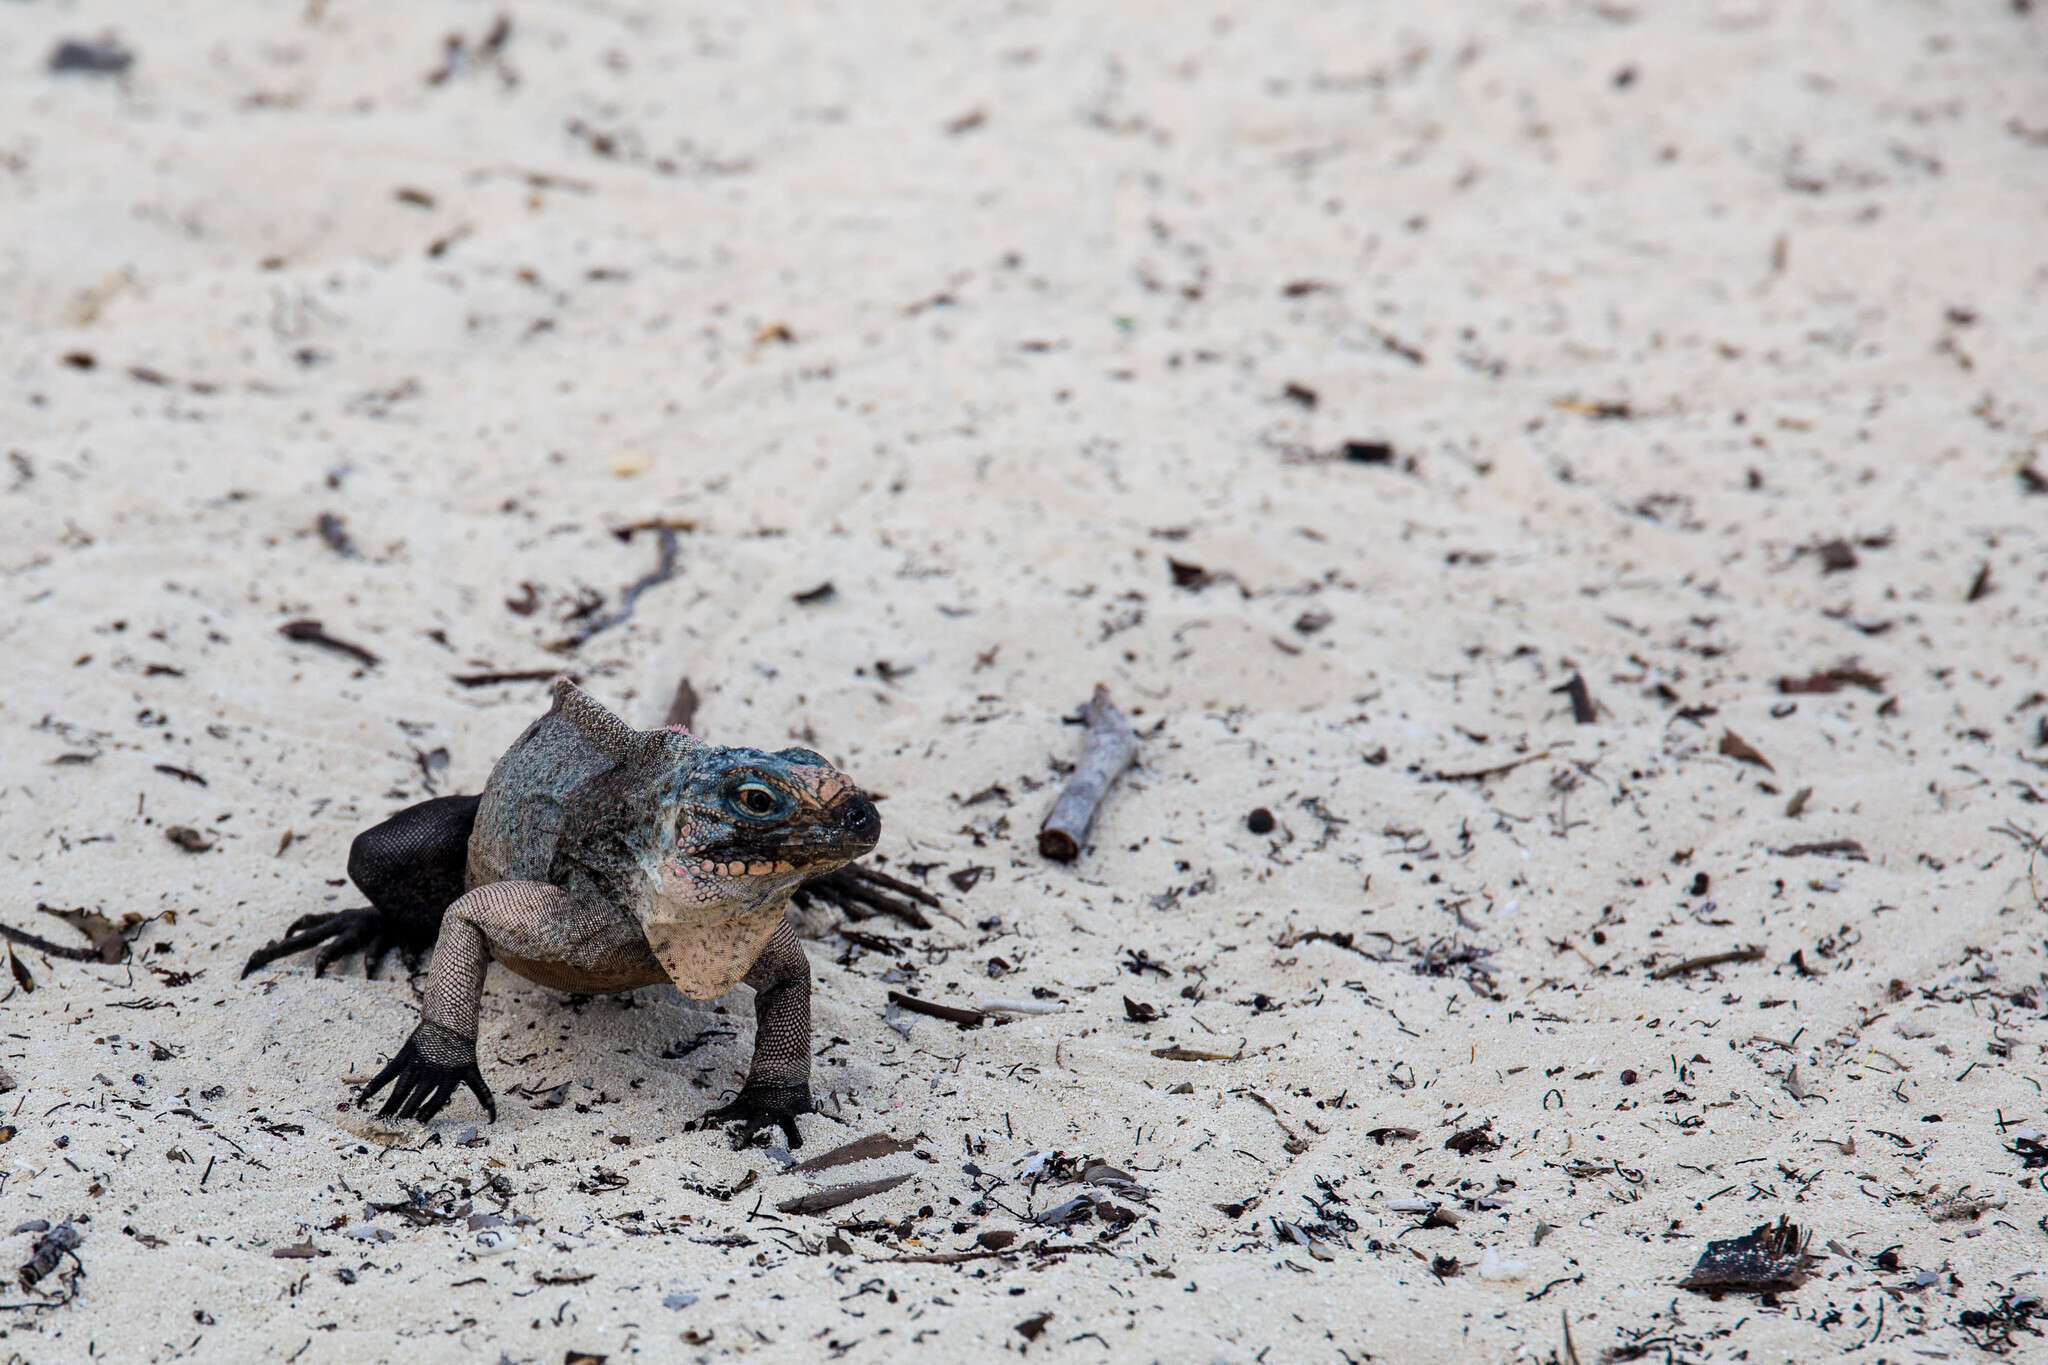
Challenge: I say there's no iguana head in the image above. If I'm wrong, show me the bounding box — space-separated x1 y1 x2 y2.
651 735 880 893
547 679 879 996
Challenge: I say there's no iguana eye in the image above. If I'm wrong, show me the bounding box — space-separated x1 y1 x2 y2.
733 782 782 818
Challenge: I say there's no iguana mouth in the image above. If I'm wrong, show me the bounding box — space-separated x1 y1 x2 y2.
694 790 880 876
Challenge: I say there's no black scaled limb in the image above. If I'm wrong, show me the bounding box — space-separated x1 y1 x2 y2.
702 1081 811 1149
243 906 428 980
358 1021 495 1123
245 793 479 980
790 861 938 929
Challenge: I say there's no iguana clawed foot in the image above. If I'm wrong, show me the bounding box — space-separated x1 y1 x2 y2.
790 863 938 930
358 1021 496 1123
242 907 428 981
701 1081 811 1149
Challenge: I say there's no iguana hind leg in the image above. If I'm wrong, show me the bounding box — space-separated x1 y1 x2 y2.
702 917 814 1148
244 793 479 979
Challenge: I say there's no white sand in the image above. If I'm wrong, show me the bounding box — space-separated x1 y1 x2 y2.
4 1 2047 1360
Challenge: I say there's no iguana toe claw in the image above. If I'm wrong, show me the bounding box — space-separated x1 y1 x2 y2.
358 1024 495 1123
702 1082 811 1149
244 907 430 980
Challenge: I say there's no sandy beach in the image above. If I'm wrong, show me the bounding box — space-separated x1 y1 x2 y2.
3 1 2047 1360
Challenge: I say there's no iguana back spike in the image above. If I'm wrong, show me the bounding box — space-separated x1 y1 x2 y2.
549 676 638 764
549 676 704 767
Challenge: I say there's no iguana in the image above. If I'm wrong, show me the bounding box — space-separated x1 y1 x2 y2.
244 678 913 1146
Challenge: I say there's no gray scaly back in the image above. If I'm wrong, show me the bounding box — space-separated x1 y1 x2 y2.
465 677 702 889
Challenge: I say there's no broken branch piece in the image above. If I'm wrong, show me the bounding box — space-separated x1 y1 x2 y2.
1038 686 1138 862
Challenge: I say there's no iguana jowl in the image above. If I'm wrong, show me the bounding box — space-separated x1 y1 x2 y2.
245 678 879 1146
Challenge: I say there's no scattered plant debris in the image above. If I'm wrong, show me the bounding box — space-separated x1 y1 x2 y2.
1718 730 1773 771
774 1174 910 1216
1679 1217 1815 1295
278 619 380 667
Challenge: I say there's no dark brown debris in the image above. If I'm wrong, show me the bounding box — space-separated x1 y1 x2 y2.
791 1133 914 1174
1650 945 1765 980
1814 538 1858 572
1773 839 1867 860
1152 1044 1239 1062
1555 398 1632 420
1341 440 1394 464
886 991 985 1029
792 581 837 605
774 1174 910 1216
1 905 134 964
1167 557 1213 589
549 525 681 651
1038 686 1139 862
834 927 902 956
1444 1119 1501 1156
1426 749 1554 783
427 13 512 86
16 1219 81 1290
315 512 355 557
1123 996 1160 1023
947 865 990 892
165 826 213 854
278 619 381 668
1552 673 1597 723
1679 1217 1816 1295
1717 730 1773 771
1015 1312 1053 1342
1967 561 1993 602
451 668 563 688
663 676 701 730
1777 665 1884 694
49 38 132 75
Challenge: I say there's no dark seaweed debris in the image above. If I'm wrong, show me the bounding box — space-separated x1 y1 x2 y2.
16 1219 82 1292
1678 1217 1815 1295
1957 1291 2046 1355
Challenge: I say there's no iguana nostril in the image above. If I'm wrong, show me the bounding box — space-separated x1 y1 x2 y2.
841 795 879 836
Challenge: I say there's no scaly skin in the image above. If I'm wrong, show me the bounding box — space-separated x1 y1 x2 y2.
247 679 879 1147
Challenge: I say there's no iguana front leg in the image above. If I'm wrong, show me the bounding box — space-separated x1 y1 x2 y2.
358 880 573 1123
702 918 814 1148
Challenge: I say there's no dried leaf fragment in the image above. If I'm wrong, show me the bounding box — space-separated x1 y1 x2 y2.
791 1133 914 1174
775 1174 911 1216
1718 730 1773 771
165 826 213 854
